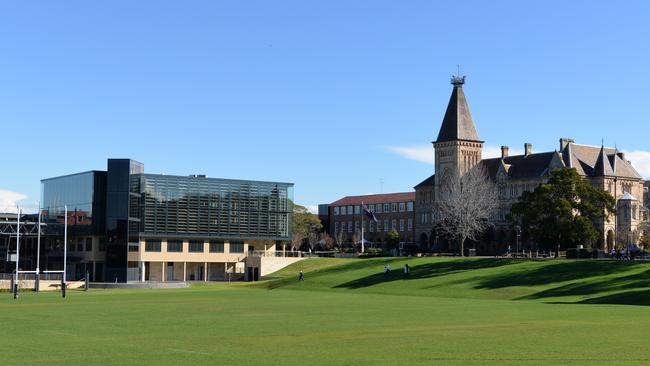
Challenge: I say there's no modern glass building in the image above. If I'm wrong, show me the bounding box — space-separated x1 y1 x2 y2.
39 159 293 282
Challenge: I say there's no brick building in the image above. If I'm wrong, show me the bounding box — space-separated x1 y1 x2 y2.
328 193 415 247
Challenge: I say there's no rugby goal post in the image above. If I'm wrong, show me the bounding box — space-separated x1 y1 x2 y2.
12 205 68 299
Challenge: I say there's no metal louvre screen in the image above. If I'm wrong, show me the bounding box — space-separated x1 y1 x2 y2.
137 174 292 241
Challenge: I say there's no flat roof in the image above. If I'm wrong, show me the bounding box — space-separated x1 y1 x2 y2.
138 173 293 186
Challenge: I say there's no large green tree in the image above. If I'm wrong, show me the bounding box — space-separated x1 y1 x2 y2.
509 168 615 256
291 204 323 251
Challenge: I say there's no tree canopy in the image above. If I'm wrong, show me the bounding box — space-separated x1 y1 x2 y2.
509 168 615 254
291 204 323 250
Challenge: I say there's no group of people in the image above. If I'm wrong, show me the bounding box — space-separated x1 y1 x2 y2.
383 264 410 275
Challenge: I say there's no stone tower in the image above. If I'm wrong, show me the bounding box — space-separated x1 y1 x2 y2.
433 75 484 188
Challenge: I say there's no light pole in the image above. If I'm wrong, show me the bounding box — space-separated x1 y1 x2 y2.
515 225 521 259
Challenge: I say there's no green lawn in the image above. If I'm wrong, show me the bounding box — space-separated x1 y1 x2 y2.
3 258 650 365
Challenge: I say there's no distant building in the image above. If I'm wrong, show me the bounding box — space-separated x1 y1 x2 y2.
318 204 330 233
20 158 295 283
327 193 415 247
415 76 646 254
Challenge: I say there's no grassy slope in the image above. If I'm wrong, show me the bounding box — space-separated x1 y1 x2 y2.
260 257 650 305
3 258 650 365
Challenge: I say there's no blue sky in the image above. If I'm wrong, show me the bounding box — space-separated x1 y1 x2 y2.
1 1 650 213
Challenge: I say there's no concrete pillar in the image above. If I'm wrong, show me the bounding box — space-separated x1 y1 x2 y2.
92 261 96 282
140 261 145 282
161 261 166 282
183 262 187 282
204 262 208 282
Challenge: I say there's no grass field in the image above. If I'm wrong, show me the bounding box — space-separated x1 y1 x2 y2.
3 258 650 365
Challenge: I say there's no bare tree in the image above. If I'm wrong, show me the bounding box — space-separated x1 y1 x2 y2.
334 228 346 249
434 165 498 256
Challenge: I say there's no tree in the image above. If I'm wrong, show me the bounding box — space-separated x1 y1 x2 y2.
291 204 323 251
318 232 335 251
334 227 346 249
386 229 400 252
434 165 499 257
510 168 616 257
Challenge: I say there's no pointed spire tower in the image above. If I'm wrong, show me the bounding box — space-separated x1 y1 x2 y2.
434 75 484 188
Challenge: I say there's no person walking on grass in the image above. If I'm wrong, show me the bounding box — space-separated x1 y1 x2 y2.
298 270 304 281
403 263 410 275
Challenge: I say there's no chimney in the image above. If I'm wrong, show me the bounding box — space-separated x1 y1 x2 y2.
560 138 574 151
501 146 509 159
524 143 533 156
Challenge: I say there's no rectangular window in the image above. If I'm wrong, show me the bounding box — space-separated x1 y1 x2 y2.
399 219 405 232
210 241 224 253
230 241 244 253
354 205 361 214
391 203 398 212
167 240 183 252
340 206 346 215
348 221 353 233
384 204 390 213
348 206 353 215
399 202 405 212
355 221 360 232
369 221 374 232
76 238 84 252
128 243 139 252
334 222 339 232
392 219 397 230
368 204 375 212
145 240 161 252
375 204 382 213
407 218 413 231
384 220 389 232
334 207 340 215
85 238 93 251
189 240 204 253
407 202 414 212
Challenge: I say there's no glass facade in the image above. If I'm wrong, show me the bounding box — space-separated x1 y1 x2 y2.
40 171 107 236
136 174 293 241
38 158 293 283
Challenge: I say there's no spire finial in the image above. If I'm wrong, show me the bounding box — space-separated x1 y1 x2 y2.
451 64 465 85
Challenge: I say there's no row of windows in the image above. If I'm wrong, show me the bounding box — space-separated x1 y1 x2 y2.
67 237 104 252
497 183 536 199
143 240 245 253
333 202 414 216
334 219 413 233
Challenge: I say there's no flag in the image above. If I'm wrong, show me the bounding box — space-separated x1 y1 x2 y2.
363 206 378 222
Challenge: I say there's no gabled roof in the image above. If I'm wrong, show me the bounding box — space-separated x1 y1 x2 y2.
435 79 481 143
414 174 435 188
481 152 557 180
563 143 642 179
593 145 614 176
330 192 415 206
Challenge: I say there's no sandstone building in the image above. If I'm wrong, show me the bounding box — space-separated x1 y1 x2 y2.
415 76 645 254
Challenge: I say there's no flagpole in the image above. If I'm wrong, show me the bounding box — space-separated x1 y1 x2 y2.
361 202 365 254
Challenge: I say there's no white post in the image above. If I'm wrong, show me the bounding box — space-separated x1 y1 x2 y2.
15 206 20 285
63 205 67 284
361 202 365 254
36 202 41 276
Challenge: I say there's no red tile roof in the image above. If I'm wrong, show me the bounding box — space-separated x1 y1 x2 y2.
330 192 415 206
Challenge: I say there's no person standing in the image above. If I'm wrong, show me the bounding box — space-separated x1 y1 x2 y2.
298 270 304 281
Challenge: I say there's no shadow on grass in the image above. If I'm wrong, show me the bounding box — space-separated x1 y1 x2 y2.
578 290 650 306
476 261 638 290
335 259 513 289
519 269 650 300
